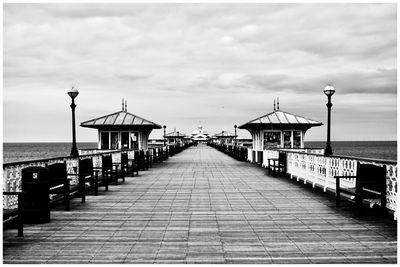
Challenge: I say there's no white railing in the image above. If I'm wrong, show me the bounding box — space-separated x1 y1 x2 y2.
246 148 397 217
285 151 397 215
79 148 117 155
3 150 134 209
247 148 253 162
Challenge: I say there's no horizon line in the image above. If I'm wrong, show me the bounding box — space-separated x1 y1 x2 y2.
3 140 398 143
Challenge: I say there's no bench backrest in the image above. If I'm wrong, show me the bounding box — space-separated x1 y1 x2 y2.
79 158 93 175
47 162 67 180
102 155 112 171
139 150 145 160
121 152 128 166
257 151 263 164
356 163 386 192
278 152 286 165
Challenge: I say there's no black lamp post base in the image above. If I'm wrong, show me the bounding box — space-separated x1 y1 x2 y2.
70 147 79 157
324 146 333 156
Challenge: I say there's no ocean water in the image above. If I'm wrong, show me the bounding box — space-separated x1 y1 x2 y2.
2 141 397 164
3 142 97 164
305 141 397 161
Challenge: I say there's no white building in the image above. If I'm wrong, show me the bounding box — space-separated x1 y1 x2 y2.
190 125 210 142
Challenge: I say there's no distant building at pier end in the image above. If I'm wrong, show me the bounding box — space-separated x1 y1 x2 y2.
238 103 322 150
191 124 210 142
80 102 161 150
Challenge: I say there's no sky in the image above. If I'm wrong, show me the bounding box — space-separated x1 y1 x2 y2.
3 3 397 142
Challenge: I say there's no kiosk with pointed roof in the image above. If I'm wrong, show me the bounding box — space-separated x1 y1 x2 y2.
238 99 323 151
81 100 161 150
213 131 237 145
164 129 186 145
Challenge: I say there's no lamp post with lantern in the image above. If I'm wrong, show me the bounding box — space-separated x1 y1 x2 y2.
163 125 166 146
323 85 335 156
68 87 79 157
234 125 237 146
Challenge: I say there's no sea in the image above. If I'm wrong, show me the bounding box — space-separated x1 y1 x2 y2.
2 141 397 164
305 141 397 161
3 142 97 164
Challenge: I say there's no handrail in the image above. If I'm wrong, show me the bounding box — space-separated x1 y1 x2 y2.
273 148 397 165
3 149 123 168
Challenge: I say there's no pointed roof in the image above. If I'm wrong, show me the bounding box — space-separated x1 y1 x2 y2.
239 109 322 129
165 131 186 138
213 131 237 138
80 110 161 129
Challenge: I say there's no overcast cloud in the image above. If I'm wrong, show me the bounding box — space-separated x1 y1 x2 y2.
3 3 397 142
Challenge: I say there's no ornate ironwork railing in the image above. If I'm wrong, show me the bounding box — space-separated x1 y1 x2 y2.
245 147 397 217
284 151 397 215
3 149 129 209
3 144 181 210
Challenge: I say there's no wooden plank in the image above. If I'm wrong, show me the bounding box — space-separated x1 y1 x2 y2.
3 144 397 264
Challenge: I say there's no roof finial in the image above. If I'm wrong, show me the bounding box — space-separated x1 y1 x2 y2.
273 99 276 111
125 100 127 112
277 97 279 110
122 98 124 111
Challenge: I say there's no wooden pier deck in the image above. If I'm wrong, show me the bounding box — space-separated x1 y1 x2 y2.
3 144 397 264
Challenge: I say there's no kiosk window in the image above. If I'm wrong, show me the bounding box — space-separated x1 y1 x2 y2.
293 131 301 148
101 132 109 149
111 132 119 149
130 132 138 150
283 131 292 148
121 132 129 149
263 131 281 149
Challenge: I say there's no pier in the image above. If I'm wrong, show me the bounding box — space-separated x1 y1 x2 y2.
3 144 396 264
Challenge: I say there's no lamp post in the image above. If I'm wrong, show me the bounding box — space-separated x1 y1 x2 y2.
234 125 237 146
163 125 166 146
67 87 79 157
323 85 335 156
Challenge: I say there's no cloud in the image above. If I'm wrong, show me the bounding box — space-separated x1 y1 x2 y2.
117 74 152 81
3 3 397 142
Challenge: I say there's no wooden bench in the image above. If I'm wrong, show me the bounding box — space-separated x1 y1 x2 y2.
152 148 159 163
267 152 286 176
160 147 168 161
95 155 123 186
46 162 85 211
128 152 139 176
3 192 23 237
137 150 149 171
335 163 387 216
78 158 105 197
146 150 152 168
113 152 135 179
